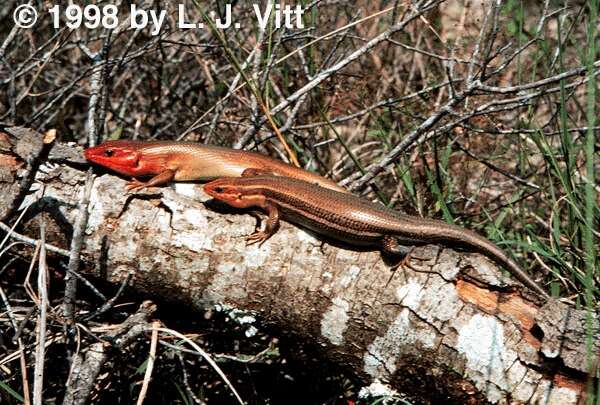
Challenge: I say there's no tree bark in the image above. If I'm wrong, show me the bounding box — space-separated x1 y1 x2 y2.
1 127 597 404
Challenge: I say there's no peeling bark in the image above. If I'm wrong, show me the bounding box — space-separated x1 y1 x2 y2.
1 128 597 404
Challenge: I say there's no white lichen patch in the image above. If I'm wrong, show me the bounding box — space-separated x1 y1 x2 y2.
214 304 260 338
339 265 361 288
508 362 537 401
530 378 552 403
523 377 578 405
87 175 131 219
218 306 257 325
86 185 107 232
173 182 202 198
395 280 423 309
160 197 212 252
296 228 319 245
464 255 510 288
432 249 460 280
456 314 519 400
540 339 561 359
242 244 269 267
202 262 248 303
544 385 579 405
180 206 208 227
396 279 461 332
363 308 436 379
174 260 203 282
419 282 462 326
320 297 350 345
358 380 401 403
245 325 258 338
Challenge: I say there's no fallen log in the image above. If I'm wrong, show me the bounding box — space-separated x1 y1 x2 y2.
1 127 597 404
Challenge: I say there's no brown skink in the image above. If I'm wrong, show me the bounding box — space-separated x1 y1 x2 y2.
84 140 345 193
203 172 550 299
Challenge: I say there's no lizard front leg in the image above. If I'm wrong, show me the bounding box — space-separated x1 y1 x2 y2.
126 169 176 192
246 201 281 247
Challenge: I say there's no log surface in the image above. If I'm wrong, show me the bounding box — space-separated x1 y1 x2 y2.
1 127 597 404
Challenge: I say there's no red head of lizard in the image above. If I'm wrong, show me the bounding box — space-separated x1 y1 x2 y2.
84 140 163 178
203 178 267 209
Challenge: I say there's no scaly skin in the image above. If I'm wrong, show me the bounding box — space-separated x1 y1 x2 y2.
204 173 550 300
84 140 346 193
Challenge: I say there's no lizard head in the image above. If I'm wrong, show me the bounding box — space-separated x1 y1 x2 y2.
204 178 266 209
84 140 145 176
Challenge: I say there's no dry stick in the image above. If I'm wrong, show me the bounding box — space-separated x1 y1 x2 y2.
63 170 94 340
63 302 156 405
62 265 107 303
486 0 552 79
82 47 106 147
477 0 504 81
290 80 455 130
175 351 203 404
15 39 63 106
351 55 600 191
202 48 258 143
235 0 441 149
0 285 32 405
0 221 69 257
248 28 267 143
478 59 600 93
33 220 48 405
27 36 158 125
351 82 473 191
0 194 36 251
0 22 19 61
83 271 133 321
0 24 68 86
453 141 540 190
152 327 244 405
182 2 398 140
136 320 160 405
191 0 299 166
63 37 107 347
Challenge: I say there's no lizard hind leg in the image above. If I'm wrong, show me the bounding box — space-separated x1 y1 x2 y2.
381 236 415 268
241 168 276 177
382 235 414 257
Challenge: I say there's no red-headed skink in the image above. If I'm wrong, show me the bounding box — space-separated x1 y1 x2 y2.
203 172 549 299
84 140 345 193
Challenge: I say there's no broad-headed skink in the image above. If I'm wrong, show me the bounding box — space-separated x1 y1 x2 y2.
84 140 345 193
203 172 549 299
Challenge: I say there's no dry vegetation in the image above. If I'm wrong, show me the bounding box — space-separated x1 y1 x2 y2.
0 0 598 403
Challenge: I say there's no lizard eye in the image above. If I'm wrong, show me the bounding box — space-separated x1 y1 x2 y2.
104 149 114 157
214 187 224 193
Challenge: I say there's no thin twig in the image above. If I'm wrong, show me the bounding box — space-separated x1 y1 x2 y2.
235 0 441 148
136 320 160 405
0 285 32 405
64 170 94 342
152 327 244 405
0 221 70 257
83 271 133 321
33 220 48 405
175 351 203 404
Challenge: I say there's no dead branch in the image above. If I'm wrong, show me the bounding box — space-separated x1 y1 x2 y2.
1 130 597 404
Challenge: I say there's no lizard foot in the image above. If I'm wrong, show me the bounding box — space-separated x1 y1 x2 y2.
125 179 149 193
246 230 270 247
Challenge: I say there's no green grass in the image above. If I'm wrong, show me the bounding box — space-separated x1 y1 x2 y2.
0 380 24 403
583 0 599 402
